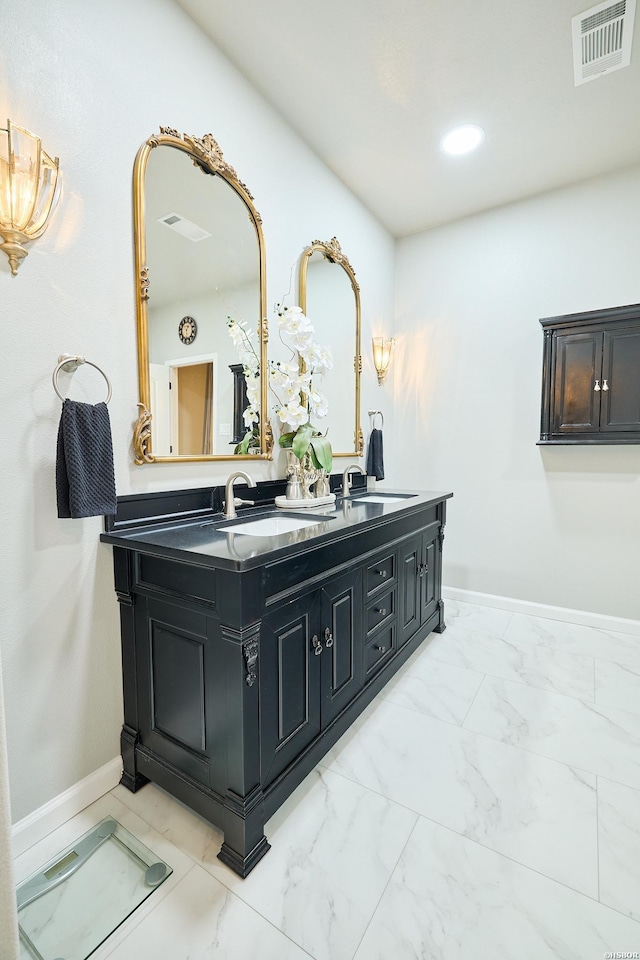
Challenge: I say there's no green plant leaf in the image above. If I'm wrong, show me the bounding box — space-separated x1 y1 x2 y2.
308 445 322 470
310 436 333 472
278 431 295 449
234 430 253 454
292 423 313 460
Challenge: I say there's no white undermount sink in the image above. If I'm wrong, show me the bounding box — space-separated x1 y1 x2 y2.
225 516 323 537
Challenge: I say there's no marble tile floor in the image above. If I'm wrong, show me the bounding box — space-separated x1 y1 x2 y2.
14 599 640 959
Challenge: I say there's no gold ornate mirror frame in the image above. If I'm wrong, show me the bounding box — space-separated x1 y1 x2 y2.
299 237 363 458
132 126 272 463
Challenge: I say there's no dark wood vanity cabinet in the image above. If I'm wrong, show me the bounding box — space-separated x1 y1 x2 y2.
105 491 449 878
539 303 640 443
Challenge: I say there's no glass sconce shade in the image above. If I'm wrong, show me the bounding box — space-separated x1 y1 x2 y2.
0 120 61 275
372 336 395 385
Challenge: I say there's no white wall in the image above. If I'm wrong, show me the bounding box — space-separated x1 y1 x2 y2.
149 282 259 453
394 164 640 620
0 0 394 822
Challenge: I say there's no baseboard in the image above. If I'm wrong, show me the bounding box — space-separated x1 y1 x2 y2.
442 586 640 637
12 756 122 858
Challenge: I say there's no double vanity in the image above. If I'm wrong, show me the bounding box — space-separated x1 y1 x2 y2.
102 480 451 876
112 123 451 876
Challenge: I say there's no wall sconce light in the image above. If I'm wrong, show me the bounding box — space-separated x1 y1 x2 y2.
0 119 61 276
372 336 395 385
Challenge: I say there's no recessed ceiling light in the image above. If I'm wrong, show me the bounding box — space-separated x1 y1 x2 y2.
440 124 485 156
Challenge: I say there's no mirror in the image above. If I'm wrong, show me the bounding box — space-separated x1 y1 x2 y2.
298 238 363 457
132 127 272 463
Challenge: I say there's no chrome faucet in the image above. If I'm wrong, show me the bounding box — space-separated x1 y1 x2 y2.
342 463 366 496
223 471 256 519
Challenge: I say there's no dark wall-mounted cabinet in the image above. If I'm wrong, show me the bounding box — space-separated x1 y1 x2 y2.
539 303 640 444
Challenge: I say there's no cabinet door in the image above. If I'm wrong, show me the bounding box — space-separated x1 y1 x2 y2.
399 529 439 648
260 591 322 787
320 569 363 725
419 534 438 625
552 331 602 434
600 328 640 434
398 534 422 648
135 597 223 789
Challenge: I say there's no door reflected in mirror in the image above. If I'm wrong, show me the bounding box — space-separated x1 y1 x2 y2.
132 129 271 463
299 238 363 457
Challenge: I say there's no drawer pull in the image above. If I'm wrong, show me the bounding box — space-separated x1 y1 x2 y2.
602 379 609 391
594 380 601 391
324 627 334 648
375 644 387 652
312 634 323 656
374 569 387 577
375 607 387 616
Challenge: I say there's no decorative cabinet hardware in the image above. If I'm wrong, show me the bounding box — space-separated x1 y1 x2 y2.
244 639 259 687
540 303 640 444
374 569 387 577
418 562 429 577
375 644 387 652
323 627 334 648
375 607 387 616
312 634 323 656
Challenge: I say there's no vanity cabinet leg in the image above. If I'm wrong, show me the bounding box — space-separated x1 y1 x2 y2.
113 550 149 792
120 724 149 792
217 788 270 877
434 598 446 634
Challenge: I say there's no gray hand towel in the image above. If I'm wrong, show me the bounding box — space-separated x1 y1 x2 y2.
56 400 117 518
366 428 384 481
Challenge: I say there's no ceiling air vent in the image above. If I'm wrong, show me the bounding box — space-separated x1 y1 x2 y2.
158 213 211 243
572 0 636 84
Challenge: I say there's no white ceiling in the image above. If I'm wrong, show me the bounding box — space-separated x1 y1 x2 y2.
145 142 259 303
176 0 640 238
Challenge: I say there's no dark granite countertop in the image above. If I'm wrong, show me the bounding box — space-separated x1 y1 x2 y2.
100 488 453 572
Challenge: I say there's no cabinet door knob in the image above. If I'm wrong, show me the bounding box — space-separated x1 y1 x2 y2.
594 380 601 391
375 607 387 616
312 634 323 656
324 627 334 648
374 569 387 577
376 645 387 652
602 379 609 391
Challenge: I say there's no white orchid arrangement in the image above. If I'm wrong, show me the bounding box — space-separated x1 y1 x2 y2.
226 316 261 453
271 304 333 472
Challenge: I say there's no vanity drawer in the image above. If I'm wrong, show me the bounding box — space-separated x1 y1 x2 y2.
365 553 395 595
365 624 395 676
366 588 395 636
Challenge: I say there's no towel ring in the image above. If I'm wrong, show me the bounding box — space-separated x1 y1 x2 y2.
52 354 112 404
368 409 384 429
